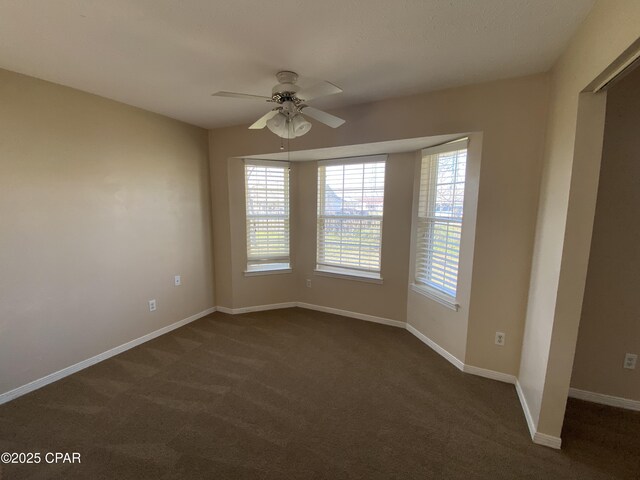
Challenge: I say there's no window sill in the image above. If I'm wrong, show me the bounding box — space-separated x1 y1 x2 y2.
410 283 460 311
314 266 383 284
244 267 292 277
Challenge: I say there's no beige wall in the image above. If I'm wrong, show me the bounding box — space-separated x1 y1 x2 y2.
209 73 550 377
570 66 640 402
0 68 214 397
218 151 414 320
296 153 414 321
518 0 640 439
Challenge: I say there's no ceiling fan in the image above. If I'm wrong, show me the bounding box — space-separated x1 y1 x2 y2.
212 71 346 139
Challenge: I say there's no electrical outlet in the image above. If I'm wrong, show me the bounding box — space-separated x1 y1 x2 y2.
306 279 312 288
624 353 637 370
495 332 505 346
174 275 181 286
148 299 157 312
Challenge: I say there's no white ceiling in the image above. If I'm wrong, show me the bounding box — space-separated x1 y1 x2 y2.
0 0 595 129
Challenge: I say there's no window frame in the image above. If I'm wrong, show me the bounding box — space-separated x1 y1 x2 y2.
411 138 469 310
315 155 387 283
243 159 292 276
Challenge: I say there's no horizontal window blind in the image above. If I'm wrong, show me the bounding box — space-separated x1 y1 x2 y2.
244 160 290 270
317 157 386 274
415 140 468 298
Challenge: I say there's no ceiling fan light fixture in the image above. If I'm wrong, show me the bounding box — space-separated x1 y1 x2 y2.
266 112 295 139
266 112 285 136
291 114 312 137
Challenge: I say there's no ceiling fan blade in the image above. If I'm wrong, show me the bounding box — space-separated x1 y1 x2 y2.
301 107 345 128
249 110 279 129
297 81 342 101
212 91 271 101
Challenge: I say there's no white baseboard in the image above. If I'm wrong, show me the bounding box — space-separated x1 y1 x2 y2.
569 387 640 411
405 323 560 449
515 380 562 449
1 302 400 404
532 431 562 449
218 308 517 389
296 302 405 328
0 299 568 452
515 380 538 442
216 301 405 329
406 323 465 371
463 364 516 384
215 302 297 315
0 307 217 405
405 323 520 387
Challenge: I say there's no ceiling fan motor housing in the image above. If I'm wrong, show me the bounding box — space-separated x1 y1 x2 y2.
272 70 301 102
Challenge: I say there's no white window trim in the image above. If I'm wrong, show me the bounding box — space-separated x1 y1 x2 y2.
244 159 291 272
314 265 383 284
421 137 469 156
316 156 387 276
413 137 469 304
318 154 388 167
244 266 293 277
410 283 460 311
245 159 290 168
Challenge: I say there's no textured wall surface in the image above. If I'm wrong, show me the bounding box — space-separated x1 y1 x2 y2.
0 68 215 396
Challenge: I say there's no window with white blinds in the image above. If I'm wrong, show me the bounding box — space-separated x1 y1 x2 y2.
414 139 468 299
244 160 290 273
316 156 386 279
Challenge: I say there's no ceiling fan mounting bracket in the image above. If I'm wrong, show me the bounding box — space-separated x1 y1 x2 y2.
272 71 303 102
275 71 299 84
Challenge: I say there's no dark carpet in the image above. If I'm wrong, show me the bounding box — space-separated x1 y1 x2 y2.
0 308 638 479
